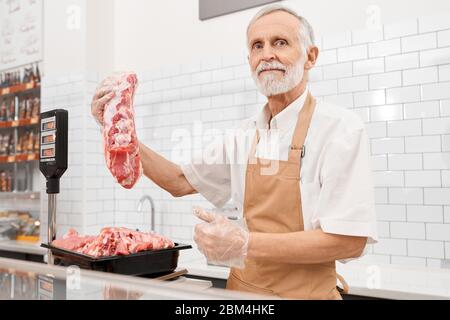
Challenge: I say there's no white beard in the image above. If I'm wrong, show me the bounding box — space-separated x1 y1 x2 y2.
252 58 305 97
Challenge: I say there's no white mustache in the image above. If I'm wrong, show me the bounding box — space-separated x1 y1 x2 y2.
256 62 287 75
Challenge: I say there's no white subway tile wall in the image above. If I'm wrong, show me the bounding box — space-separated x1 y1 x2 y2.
40 13 450 268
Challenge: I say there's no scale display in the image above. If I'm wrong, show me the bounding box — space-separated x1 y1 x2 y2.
41 132 56 145
41 147 55 158
39 110 68 194
42 121 56 131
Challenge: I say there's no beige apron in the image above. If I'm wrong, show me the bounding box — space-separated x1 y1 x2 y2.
226 93 349 300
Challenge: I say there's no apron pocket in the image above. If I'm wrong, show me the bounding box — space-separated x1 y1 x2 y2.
227 271 275 296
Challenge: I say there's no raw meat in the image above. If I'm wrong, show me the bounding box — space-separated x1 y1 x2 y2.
102 72 142 189
52 227 175 258
52 228 96 251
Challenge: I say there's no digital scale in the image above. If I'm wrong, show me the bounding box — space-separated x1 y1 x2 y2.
39 109 68 265
36 109 68 300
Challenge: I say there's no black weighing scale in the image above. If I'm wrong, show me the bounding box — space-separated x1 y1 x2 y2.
39 109 68 265
37 109 68 300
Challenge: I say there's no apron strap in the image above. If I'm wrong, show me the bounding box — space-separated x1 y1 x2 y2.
336 273 350 295
248 128 260 164
248 92 316 165
288 93 316 164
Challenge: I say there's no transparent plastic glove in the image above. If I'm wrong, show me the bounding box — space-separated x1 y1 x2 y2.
193 206 249 269
91 79 116 127
91 73 130 127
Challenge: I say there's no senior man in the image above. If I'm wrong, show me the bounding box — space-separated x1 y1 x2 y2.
91 5 378 300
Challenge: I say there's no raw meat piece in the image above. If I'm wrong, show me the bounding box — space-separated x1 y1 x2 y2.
51 227 175 258
102 72 142 189
51 228 96 251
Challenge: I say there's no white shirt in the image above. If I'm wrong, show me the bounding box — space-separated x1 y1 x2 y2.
181 89 379 255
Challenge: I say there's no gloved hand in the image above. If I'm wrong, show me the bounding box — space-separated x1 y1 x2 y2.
90 76 117 127
193 206 249 269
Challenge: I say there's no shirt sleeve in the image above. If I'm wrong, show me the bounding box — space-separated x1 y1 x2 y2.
312 127 379 249
180 137 231 208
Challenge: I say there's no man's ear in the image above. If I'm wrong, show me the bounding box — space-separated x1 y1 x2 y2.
304 46 319 70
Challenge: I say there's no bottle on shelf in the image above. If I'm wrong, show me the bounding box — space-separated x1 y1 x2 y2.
0 100 7 121
17 131 24 154
8 99 15 121
18 99 26 119
5 73 10 87
33 131 40 153
0 170 13 192
0 134 6 155
0 171 7 192
7 170 12 192
31 97 40 118
27 130 34 154
35 64 41 85
29 65 35 84
7 133 14 156
24 98 31 119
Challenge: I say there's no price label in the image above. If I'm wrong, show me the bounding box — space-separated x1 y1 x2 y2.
2 88 10 95
26 82 34 90
30 117 38 124
12 120 19 127
27 154 36 161
7 156 15 162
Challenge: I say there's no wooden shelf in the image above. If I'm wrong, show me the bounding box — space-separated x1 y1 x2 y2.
0 153 39 164
0 82 40 97
0 117 39 129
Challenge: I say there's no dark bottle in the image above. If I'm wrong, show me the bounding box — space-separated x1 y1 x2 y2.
25 98 32 119
28 68 32 83
23 69 28 83
0 101 6 121
30 66 35 84
7 133 14 155
5 73 10 87
8 99 15 121
35 64 41 84
19 99 26 119
22 68 27 84
0 171 6 192
34 131 40 152
31 97 40 117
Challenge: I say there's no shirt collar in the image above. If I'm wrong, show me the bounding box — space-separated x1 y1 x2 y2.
255 88 309 136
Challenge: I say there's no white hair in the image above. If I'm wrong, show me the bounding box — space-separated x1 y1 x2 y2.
247 4 315 51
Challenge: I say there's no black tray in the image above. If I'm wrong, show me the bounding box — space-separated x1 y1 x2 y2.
41 243 192 277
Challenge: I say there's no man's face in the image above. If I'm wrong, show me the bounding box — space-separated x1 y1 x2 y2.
247 11 307 96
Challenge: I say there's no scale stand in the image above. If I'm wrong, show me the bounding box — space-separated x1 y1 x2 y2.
39 109 68 265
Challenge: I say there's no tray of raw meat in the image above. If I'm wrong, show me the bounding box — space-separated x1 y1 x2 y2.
42 227 191 277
